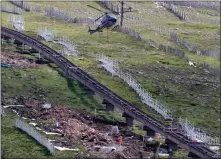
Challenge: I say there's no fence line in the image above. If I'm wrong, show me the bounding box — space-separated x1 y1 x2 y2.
99 1 121 14
114 26 143 40
38 27 57 42
170 1 220 11
165 2 220 25
158 43 185 57
150 39 220 77
56 36 78 56
96 53 173 120
198 62 221 77
15 118 56 155
159 2 188 20
178 117 220 146
44 6 96 25
170 32 220 59
7 14 25 32
1 4 24 14
37 27 78 56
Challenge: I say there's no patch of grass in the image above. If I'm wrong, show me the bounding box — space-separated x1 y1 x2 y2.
1 112 54 159
167 21 219 30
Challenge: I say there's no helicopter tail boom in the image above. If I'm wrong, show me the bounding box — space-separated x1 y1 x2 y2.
88 26 97 34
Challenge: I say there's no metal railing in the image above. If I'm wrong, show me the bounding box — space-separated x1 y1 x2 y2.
15 119 56 155
38 27 56 42
179 118 220 146
96 53 173 120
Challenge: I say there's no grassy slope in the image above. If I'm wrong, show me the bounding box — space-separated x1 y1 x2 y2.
124 2 220 64
2 112 53 159
1 0 220 153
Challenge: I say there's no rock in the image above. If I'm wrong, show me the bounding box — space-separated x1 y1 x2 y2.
194 82 201 86
42 103 51 109
81 134 88 140
88 135 96 142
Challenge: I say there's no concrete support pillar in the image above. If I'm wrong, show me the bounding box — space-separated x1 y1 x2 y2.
14 39 23 46
64 67 69 78
80 83 95 95
102 99 114 111
122 112 134 127
143 125 156 137
1 36 4 45
22 43 24 53
165 138 178 152
187 152 200 159
3 36 10 43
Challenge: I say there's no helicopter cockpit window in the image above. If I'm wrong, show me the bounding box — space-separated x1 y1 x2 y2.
108 14 116 19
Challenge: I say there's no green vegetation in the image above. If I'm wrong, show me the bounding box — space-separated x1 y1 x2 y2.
1 1 220 158
2 111 79 158
2 0 220 134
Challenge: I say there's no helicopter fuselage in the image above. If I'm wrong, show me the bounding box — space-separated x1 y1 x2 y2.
89 14 117 34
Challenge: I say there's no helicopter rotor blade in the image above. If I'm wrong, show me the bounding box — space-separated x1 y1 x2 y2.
95 13 105 22
124 10 138 13
109 11 120 15
87 5 105 13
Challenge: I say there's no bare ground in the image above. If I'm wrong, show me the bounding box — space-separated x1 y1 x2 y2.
2 96 154 158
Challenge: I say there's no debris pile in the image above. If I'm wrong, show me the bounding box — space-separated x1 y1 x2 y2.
3 97 154 158
1 53 38 68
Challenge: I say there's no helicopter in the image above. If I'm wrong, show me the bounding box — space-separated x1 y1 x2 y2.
87 5 119 35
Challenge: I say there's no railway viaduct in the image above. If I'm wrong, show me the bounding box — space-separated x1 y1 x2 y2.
1 26 220 159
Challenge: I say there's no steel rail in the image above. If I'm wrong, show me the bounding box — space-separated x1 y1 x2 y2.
1 26 220 159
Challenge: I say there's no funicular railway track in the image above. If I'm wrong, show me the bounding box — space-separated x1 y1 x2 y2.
1 27 220 159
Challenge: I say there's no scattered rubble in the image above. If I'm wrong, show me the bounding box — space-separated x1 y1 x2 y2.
3 105 24 108
1 53 38 68
42 103 51 109
29 122 37 126
3 96 153 158
54 146 79 151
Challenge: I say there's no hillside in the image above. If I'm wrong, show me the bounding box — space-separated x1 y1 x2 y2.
1 1 220 158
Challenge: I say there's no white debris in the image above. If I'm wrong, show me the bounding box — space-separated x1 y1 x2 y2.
154 2 163 8
204 69 210 73
3 105 24 108
94 145 116 153
12 109 20 116
111 126 119 135
56 121 59 127
209 146 220 151
48 139 56 142
36 127 41 131
196 139 203 143
188 61 196 67
22 117 28 120
42 103 51 109
54 146 79 151
43 131 61 135
31 118 36 121
147 137 154 142
29 122 37 126
158 154 169 157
